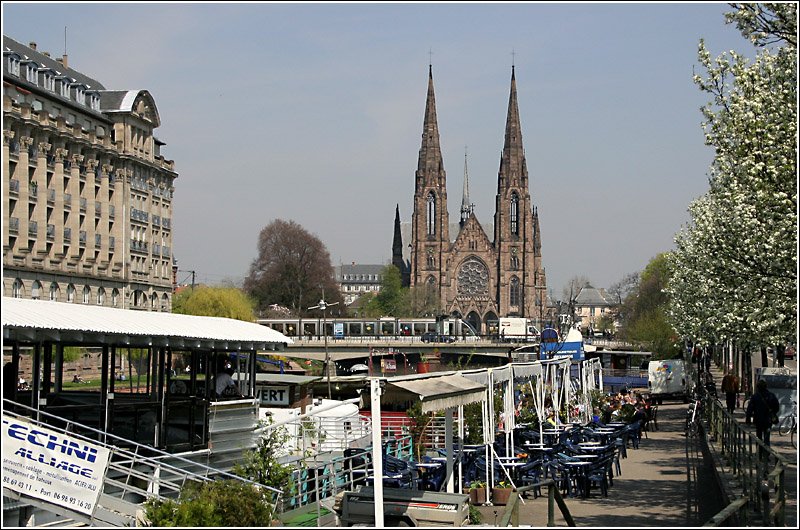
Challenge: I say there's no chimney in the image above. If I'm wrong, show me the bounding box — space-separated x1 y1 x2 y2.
61 54 68 69
29 42 37 51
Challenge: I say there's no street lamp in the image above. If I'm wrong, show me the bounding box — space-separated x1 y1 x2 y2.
308 294 338 399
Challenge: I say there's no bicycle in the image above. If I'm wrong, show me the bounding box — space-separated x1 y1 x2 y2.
778 400 797 449
685 393 703 437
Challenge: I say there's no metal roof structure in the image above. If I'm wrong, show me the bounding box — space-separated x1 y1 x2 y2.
380 373 487 413
2 297 293 351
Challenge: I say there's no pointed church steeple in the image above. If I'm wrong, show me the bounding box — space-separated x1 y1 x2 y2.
460 147 474 227
417 65 445 178
392 204 410 286
497 65 528 190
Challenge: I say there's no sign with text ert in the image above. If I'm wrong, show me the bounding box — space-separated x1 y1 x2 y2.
2 415 111 516
259 386 291 406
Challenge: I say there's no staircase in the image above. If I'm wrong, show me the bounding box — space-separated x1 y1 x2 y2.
2 401 279 527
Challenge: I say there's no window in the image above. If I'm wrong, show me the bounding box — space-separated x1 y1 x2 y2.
8 55 20 76
12 278 23 298
31 281 42 300
510 192 519 236
83 285 90 304
32 99 43 112
59 79 71 98
42 71 55 91
510 277 520 307
111 288 119 308
426 191 436 236
25 63 37 84
97 287 105 306
457 257 489 297
67 284 76 302
49 282 59 301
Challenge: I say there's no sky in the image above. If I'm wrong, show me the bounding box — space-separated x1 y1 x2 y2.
2 2 755 300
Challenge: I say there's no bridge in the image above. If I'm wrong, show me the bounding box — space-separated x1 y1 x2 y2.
282 336 638 361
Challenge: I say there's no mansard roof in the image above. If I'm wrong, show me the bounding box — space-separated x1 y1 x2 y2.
100 89 161 126
575 286 615 306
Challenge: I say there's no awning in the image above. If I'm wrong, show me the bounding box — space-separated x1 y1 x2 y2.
380 374 487 413
2 297 293 351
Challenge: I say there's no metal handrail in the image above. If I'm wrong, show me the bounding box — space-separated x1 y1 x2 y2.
702 392 788 526
2 399 282 515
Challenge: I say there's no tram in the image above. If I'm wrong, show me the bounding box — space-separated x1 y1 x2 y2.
257 316 478 340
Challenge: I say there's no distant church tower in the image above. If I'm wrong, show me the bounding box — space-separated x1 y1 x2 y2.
406 65 547 334
392 203 410 286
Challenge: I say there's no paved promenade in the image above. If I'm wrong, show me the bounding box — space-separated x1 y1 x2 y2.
476 402 722 527
475 361 798 527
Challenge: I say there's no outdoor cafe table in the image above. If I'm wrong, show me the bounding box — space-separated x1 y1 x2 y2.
562 461 594 498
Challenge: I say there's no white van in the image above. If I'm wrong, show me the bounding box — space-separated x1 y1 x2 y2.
648 359 690 403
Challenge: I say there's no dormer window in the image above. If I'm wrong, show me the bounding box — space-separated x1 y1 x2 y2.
74 86 86 105
41 70 55 91
88 92 100 110
7 54 21 76
24 62 38 84
58 77 71 98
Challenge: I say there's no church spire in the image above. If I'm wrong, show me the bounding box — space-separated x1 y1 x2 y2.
497 65 527 190
417 65 444 176
460 146 474 226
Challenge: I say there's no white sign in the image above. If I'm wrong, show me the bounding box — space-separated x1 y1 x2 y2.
2 415 111 516
259 385 290 406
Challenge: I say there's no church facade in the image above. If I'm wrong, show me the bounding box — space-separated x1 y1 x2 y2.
393 66 548 335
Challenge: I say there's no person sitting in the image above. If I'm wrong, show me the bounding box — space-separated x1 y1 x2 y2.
213 359 241 399
72 374 83 384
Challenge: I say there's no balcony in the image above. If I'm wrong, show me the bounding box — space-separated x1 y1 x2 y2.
130 240 148 253
109 236 115 250
48 188 56 203
95 201 102 218
79 230 87 246
47 224 55 240
64 193 72 210
28 221 38 237
9 217 19 233
95 234 102 248
109 205 115 219
79 197 87 211
64 227 72 242
9 179 19 194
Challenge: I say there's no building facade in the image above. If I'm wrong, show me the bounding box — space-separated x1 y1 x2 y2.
334 263 386 306
574 286 616 333
3 36 177 310
403 66 547 334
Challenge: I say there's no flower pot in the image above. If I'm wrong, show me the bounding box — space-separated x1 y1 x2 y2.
469 487 487 505
417 362 431 374
492 487 513 506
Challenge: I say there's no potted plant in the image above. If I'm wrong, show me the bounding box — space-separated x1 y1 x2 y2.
468 480 487 505
417 352 432 373
491 480 514 506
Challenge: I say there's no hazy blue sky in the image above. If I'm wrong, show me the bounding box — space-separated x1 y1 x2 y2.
2 2 754 299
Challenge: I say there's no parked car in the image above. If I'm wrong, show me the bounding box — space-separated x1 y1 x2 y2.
421 332 456 343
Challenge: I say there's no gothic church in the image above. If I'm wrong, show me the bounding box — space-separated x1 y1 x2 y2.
393 66 548 335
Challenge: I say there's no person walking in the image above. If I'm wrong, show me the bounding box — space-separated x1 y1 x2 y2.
720 367 740 414
745 379 780 447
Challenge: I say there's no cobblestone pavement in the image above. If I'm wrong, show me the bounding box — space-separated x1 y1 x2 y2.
476 402 722 527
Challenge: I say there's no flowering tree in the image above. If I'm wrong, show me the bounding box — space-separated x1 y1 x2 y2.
668 4 797 348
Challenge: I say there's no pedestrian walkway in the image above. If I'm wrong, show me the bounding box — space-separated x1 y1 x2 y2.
704 361 797 528
477 402 722 527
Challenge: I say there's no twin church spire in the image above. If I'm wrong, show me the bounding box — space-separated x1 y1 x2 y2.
407 62 547 326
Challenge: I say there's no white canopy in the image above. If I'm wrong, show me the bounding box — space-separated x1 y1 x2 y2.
2 297 292 351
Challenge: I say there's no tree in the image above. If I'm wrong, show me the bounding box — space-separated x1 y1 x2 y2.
143 479 277 527
244 219 343 316
617 253 682 359
668 3 797 348
365 265 404 316
561 275 591 303
172 286 256 321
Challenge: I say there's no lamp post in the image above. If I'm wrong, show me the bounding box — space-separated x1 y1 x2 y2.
309 294 338 399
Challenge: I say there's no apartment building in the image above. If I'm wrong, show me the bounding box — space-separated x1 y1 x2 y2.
3 36 178 310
